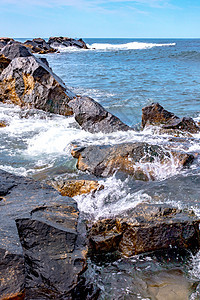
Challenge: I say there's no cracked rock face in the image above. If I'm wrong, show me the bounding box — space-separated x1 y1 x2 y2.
88 203 200 257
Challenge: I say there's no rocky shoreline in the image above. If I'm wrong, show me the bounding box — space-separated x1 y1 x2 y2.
0 40 200 299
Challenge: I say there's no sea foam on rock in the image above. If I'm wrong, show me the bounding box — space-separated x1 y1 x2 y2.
88 203 200 257
71 142 194 180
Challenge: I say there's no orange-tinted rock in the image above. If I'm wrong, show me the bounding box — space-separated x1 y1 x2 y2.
24 38 56 54
0 120 7 127
48 36 88 49
0 54 11 74
142 103 200 134
48 179 104 197
88 203 200 257
71 143 194 180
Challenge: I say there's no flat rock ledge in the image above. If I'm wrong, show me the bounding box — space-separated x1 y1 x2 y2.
71 142 194 180
47 178 104 197
0 170 93 299
88 203 200 257
142 103 200 134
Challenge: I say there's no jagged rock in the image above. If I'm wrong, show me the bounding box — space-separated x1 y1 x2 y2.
0 120 7 127
48 36 88 49
0 55 75 114
0 54 11 74
68 96 131 133
88 203 200 256
16 201 88 299
142 103 200 134
1 41 33 60
24 38 56 54
0 169 92 299
48 178 104 197
71 142 194 180
0 37 14 49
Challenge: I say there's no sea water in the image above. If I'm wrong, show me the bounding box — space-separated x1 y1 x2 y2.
1 38 200 298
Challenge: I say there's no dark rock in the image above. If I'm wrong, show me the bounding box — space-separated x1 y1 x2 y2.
48 36 88 49
0 249 25 300
88 203 200 256
0 37 15 49
1 41 32 60
142 103 200 134
16 201 88 299
0 54 11 74
0 55 75 115
68 96 131 133
24 38 56 54
71 142 194 180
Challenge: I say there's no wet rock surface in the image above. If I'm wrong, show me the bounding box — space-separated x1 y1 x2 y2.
48 36 88 49
142 102 200 133
88 203 200 257
71 142 194 180
16 202 88 299
48 178 104 197
68 96 131 133
0 55 75 114
0 170 89 299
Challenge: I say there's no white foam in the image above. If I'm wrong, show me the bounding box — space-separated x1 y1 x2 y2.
88 41 176 51
74 175 151 219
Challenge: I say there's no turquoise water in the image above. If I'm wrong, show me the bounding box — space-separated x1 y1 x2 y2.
1 38 200 298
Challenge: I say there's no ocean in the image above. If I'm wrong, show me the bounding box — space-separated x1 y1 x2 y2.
1 38 200 298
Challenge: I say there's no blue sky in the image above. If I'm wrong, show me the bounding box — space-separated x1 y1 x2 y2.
0 0 199 38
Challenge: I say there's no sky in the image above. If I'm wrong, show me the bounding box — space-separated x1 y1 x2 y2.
0 0 199 38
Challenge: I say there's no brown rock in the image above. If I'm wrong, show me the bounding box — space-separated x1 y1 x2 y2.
71 142 194 180
0 54 11 74
48 36 88 49
24 38 56 54
48 178 104 197
0 120 7 127
88 203 200 257
142 103 200 134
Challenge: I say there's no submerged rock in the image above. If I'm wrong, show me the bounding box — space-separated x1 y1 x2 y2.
88 203 200 256
71 142 194 180
24 38 56 54
0 55 75 114
68 96 131 133
142 103 200 134
48 36 88 49
48 178 104 197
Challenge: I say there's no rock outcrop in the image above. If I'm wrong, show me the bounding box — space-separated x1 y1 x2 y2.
0 54 11 74
48 178 104 197
1 41 33 60
71 142 194 180
48 36 88 49
142 103 200 134
0 169 91 299
0 37 14 49
24 38 56 54
0 55 75 114
88 203 200 257
68 96 131 133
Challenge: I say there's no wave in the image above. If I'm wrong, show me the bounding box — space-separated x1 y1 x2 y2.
88 41 176 51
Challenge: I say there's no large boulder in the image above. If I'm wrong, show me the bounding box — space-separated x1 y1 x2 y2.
48 36 88 49
0 169 91 299
71 142 194 180
0 55 75 114
16 201 88 299
142 103 200 134
68 96 131 133
88 203 200 256
1 41 33 60
24 38 56 54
